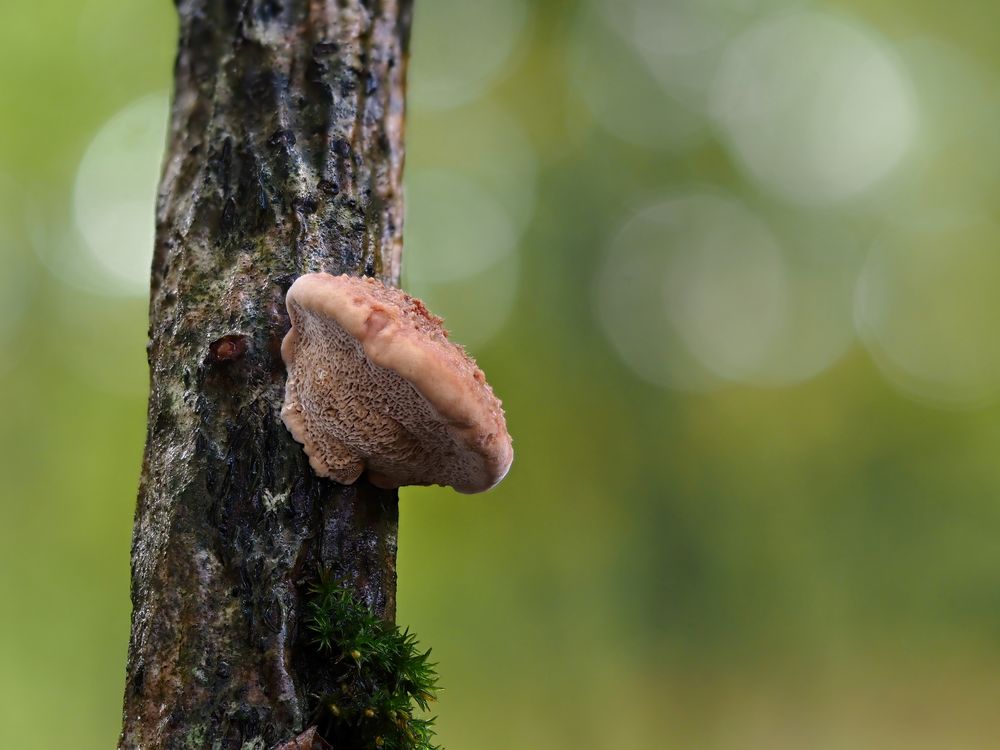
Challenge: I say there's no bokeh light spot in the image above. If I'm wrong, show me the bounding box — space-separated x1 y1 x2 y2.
403 169 518 285
72 91 168 296
856 215 1000 408
568 5 705 152
597 193 784 390
753 223 859 386
409 0 527 111
404 251 519 353
402 169 521 350
601 0 805 110
406 102 538 233
661 198 787 381
597 193 857 390
883 38 1000 221
712 11 916 205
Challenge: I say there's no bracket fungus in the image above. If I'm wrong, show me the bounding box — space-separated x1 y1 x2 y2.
280 272 513 493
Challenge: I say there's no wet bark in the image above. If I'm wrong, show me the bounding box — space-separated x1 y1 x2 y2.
119 1 412 747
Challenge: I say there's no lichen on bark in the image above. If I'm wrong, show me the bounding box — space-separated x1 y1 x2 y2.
119 1 413 747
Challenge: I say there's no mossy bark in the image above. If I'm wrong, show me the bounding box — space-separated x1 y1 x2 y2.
119 2 412 747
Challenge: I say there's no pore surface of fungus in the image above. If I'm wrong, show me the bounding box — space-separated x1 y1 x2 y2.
281 273 513 493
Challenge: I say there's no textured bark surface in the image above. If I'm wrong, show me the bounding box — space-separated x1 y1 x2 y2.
120 1 412 747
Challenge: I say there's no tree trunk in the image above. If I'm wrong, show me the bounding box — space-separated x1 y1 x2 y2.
119 1 412 747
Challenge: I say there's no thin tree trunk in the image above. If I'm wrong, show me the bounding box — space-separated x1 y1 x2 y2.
120 2 412 747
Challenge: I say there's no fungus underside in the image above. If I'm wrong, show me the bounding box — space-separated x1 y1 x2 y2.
306 574 442 750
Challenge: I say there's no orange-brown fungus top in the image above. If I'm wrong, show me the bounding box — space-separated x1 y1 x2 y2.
280 273 513 493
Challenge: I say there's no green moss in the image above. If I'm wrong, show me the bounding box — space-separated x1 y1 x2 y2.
306 574 442 750
182 723 208 749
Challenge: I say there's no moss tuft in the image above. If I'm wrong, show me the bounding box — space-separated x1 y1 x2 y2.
306 573 442 750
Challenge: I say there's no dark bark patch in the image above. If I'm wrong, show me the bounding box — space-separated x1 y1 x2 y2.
317 178 339 196
268 129 297 149
332 138 351 158
312 41 339 56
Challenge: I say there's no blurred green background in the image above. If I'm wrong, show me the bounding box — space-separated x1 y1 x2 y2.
4 0 1000 747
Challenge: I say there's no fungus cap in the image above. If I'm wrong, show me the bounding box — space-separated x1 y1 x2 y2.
281 272 513 493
